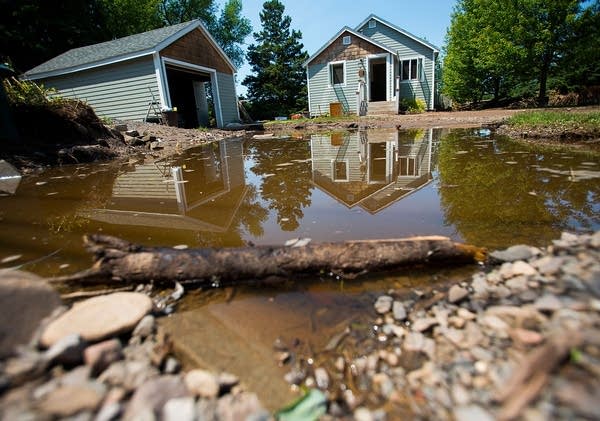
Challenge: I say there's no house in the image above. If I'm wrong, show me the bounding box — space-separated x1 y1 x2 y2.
310 129 433 214
24 20 240 128
304 14 439 117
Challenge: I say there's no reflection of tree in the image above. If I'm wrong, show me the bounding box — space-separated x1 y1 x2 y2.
249 139 312 231
194 184 268 247
437 130 600 248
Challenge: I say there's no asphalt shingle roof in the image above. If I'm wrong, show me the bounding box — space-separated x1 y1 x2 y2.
25 20 196 77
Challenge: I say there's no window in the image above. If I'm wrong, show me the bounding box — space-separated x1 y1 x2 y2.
332 160 349 181
368 20 376 29
400 57 423 81
342 35 351 45
330 62 345 85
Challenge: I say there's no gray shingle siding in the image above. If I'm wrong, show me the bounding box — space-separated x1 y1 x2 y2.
40 57 159 121
308 60 360 117
359 22 436 108
216 72 239 124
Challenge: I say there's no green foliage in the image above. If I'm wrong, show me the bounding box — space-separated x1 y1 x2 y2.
443 0 595 105
158 0 216 26
98 0 162 39
400 98 426 114
210 0 252 68
505 110 600 130
3 77 56 106
276 389 327 421
243 0 309 120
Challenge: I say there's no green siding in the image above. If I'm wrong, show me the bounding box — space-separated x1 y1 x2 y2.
39 57 159 121
358 22 436 108
216 72 239 125
308 59 360 117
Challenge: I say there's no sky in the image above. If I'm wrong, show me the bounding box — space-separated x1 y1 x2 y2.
218 0 457 95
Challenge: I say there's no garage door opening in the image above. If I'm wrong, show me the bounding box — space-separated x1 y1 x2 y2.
165 66 215 128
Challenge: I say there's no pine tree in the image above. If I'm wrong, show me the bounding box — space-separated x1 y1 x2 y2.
243 0 308 119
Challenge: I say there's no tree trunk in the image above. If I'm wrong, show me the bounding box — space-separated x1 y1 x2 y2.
50 234 486 286
538 52 553 106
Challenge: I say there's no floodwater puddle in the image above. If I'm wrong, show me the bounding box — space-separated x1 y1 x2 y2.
1 127 599 407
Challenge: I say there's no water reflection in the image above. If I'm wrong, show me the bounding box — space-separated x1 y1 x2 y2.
311 129 433 214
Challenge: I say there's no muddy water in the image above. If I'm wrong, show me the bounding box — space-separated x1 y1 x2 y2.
1 128 599 407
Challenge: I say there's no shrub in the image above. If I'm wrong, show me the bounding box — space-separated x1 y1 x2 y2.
3 77 57 106
399 98 426 114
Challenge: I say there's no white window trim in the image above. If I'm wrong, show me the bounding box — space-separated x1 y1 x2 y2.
399 56 425 83
342 35 351 45
329 60 346 87
331 159 350 182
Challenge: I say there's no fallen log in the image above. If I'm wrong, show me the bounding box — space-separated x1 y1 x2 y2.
50 234 486 286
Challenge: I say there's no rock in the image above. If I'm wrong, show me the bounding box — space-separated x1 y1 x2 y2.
44 333 86 366
218 372 239 393
505 275 529 292
37 384 105 417
481 315 509 331
509 328 544 346
216 392 267 421
412 317 438 332
534 294 563 312
533 256 563 275
392 301 407 320
40 292 153 347
99 360 159 391
83 338 123 375
457 308 476 320
0 270 62 358
404 332 425 352
132 315 155 338
453 405 494 421
452 384 471 405
163 357 181 374
314 367 329 390
374 295 393 314
448 285 469 303
490 245 536 262
184 369 219 398
162 396 196 421
123 375 188 420
372 372 394 398
114 124 128 132
124 130 139 137
511 261 538 277
354 407 374 421
95 402 122 421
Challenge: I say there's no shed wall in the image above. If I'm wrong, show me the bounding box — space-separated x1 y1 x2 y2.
216 72 240 124
308 59 360 117
40 57 159 121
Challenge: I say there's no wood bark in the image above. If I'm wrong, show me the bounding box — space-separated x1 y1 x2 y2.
50 234 486 286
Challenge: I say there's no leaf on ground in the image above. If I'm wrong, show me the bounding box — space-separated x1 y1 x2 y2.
276 389 327 421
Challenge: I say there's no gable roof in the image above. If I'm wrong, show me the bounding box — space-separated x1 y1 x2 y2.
356 14 440 53
25 20 235 79
304 26 396 67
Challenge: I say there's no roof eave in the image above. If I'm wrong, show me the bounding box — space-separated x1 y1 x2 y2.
304 26 396 67
355 14 440 53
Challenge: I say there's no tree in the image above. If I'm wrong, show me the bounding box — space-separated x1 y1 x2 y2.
243 0 308 119
211 0 252 68
158 0 217 27
98 0 162 39
443 0 591 105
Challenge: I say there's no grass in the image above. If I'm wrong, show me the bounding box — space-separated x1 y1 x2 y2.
505 109 600 130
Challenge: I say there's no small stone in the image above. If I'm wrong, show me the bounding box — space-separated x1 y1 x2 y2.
449 316 466 328
216 392 267 421
452 384 470 405
95 402 121 421
162 396 196 421
374 295 393 314
41 292 153 347
392 301 407 320
534 294 562 312
275 351 291 365
124 375 188 419
99 360 159 391
84 339 122 375
481 315 509 331
372 373 394 398
453 405 494 421
511 261 538 277
44 333 86 366
448 285 469 303
474 361 488 374
217 372 239 393
509 328 544 346
37 384 105 417
412 317 438 332
314 367 329 389
533 256 563 275
184 369 219 398
163 357 181 374
124 130 139 137
344 389 358 410
354 407 374 421
505 276 528 292
457 308 476 320
404 332 425 352
335 357 345 372
132 315 155 338
490 245 535 262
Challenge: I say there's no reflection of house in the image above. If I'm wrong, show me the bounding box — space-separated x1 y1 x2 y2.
311 129 432 213
24 21 239 128
86 139 246 231
304 14 439 116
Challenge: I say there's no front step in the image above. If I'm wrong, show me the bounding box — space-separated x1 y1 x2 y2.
366 101 397 116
